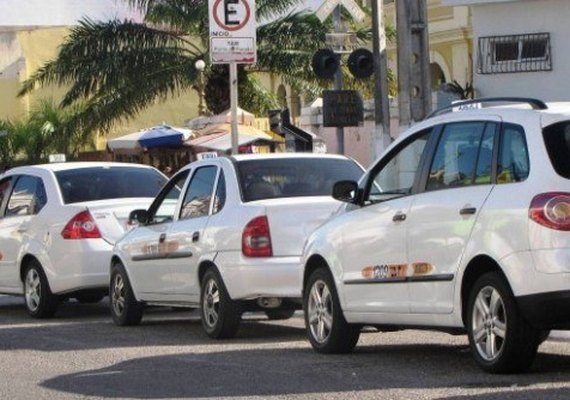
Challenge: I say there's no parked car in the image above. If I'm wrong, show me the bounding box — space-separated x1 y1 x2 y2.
302 97 570 373
0 162 167 318
110 153 364 338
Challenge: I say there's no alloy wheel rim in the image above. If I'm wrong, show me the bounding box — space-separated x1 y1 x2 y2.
112 274 125 316
472 285 507 361
307 279 333 344
25 269 41 312
203 279 220 328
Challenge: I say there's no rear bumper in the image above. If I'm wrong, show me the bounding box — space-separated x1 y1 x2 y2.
214 251 302 300
44 239 113 294
517 290 570 329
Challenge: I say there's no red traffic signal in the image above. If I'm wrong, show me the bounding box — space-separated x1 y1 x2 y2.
312 49 340 80
348 48 374 79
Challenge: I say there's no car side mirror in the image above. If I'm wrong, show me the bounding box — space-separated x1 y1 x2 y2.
332 180 359 203
128 209 149 226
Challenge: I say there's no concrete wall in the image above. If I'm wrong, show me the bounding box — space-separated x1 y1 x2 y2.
469 0 569 100
0 0 140 27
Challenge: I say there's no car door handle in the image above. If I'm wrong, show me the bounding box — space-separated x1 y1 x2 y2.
460 207 477 215
392 213 407 222
159 233 167 243
192 231 200 242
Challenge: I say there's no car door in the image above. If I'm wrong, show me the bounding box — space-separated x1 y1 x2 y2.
0 175 47 290
124 170 190 301
407 120 500 314
167 165 221 302
340 129 432 314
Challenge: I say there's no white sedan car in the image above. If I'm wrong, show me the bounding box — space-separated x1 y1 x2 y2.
0 162 166 318
110 154 364 338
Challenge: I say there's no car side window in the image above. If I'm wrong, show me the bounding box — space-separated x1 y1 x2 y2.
149 170 190 225
497 123 529 184
6 175 46 217
426 122 492 191
212 170 226 215
180 166 217 220
0 177 13 217
366 129 431 204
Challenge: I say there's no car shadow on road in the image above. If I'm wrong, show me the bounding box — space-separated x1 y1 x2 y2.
40 345 570 399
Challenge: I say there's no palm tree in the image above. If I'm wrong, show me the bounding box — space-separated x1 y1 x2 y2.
0 100 95 164
19 0 362 134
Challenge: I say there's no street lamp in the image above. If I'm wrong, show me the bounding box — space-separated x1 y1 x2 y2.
194 59 208 116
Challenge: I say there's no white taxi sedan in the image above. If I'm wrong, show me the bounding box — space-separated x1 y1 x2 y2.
110 154 363 338
0 162 166 318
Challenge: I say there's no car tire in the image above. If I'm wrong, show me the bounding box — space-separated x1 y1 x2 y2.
265 308 296 320
75 294 105 304
467 272 540 374
110 262 143 326
200 268 241 339
304 267 360 353
23 260 58 319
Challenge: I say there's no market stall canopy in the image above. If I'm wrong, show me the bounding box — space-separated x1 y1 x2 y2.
185 123 279 152
185 107 256 130
107 125 193 151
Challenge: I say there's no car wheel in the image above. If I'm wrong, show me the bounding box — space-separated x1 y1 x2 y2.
467 272 540 373
75 294 105 304
200 268 241 339
110 262 143 326
23 260 58 319
304 267 360 353
265 308 296 320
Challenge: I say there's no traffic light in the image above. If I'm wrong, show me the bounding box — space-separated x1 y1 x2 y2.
347 48 374 79
311 49 340 80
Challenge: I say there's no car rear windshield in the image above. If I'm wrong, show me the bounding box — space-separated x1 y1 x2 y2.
543 121 570 179
56 167 167 204
236 158 364 201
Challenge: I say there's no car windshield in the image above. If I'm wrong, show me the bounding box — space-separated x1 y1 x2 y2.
56 166 167 204
543 121 570 179
236 158 363 202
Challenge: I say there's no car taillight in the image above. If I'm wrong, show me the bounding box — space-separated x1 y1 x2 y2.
529 192 570 231
61 210 102 239
242 216 273 257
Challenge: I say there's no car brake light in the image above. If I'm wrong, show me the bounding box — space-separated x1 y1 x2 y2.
242 216 273 257
529 192 570 231
61 210 102 239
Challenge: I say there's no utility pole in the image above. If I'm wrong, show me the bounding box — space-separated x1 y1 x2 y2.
333 6 345 155
371 0 391 162
396 0 432 127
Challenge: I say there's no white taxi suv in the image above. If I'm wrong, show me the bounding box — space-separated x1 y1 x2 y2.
110 153 363 339
302 97 570 373
0 162 166 318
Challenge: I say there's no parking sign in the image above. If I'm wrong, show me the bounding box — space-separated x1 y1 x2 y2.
209 0 257 64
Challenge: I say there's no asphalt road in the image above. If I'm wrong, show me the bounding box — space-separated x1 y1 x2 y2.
1 295 570 400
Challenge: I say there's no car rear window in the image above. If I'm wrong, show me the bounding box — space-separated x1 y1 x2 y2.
543 121 570 179
236 158 364 201
56 167 167 204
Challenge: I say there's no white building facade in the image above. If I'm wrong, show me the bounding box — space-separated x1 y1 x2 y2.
444 0 569 101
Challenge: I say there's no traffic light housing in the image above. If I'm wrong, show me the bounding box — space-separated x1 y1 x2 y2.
312 49 340 80
348 48 374 79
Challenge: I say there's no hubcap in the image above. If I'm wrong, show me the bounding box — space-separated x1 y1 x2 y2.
25 268 41 312
111 273 125 316
202 279 220 328
471 286 507 361
307 279 333 344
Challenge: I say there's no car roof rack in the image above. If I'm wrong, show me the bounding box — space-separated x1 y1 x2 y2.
426 97 548 119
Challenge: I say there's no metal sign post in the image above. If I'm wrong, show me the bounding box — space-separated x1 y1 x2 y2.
209 0 256 154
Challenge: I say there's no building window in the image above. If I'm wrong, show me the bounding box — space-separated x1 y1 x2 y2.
477 33 551 74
